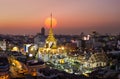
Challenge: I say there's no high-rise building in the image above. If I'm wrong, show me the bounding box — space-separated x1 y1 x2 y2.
41 27 45 36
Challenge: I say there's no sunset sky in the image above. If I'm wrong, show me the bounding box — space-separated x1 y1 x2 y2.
0 0 120 35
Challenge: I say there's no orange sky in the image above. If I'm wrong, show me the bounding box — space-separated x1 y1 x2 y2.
0 0 120 35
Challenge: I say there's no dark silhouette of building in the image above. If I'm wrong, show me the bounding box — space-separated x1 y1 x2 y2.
41 27 45 36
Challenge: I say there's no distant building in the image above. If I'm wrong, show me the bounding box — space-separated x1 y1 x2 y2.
34 27 46 47
117 40 120 49
34 34 45 47
0 39 6 51
41 27 45 36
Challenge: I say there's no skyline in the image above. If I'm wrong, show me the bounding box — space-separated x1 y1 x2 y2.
0 0 120 35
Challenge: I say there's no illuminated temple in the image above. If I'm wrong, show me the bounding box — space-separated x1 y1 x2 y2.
45 14 57 49
38 14 58 54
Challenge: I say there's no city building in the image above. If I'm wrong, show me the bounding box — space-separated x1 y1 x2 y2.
84 52 109 68
41 27 45 36
0 39 6 51
34 27 46 47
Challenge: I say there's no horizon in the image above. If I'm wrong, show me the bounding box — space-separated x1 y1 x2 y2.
0 0 120 35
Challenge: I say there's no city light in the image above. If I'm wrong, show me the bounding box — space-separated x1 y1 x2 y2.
0 1 119 78
29 54 33 57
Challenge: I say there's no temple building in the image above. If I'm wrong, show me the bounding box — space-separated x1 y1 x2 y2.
84 52 109 68
38 14 58 55
45 14 57 49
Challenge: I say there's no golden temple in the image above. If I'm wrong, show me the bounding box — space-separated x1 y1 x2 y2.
45 14 57 49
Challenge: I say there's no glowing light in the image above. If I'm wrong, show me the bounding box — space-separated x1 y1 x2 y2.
29 54 33 57
83 73 89 77
61 47 64 50
45 17 57 28
59 59 64 64
12 46 19 52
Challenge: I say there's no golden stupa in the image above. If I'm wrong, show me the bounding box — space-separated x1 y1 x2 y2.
45 14 57 49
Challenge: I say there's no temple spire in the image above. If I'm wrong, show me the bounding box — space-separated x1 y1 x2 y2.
50 13 52 28
45 14 57 48
49 13 53 36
